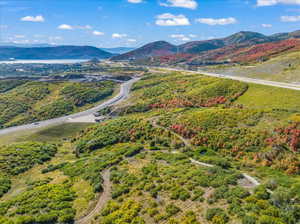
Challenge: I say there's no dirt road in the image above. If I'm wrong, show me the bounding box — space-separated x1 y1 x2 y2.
75 170 111 224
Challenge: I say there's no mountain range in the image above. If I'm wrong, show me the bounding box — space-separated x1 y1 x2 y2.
0 46 114 60
1 30 300 62
111 30 300 63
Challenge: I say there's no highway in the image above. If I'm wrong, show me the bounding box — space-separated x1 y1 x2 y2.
152 67 300 91
1 65 300 137
0 77 139 136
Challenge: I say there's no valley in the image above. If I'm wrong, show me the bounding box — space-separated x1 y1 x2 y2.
3 1 300 223
0 64 299 224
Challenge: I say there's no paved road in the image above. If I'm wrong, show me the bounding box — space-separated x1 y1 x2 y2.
152 67 300 91
0 77 139 136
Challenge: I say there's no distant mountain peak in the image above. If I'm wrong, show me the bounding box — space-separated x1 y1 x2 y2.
223 31 268 45
111 40 177 61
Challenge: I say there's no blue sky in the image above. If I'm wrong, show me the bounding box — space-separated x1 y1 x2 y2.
0 0 300 48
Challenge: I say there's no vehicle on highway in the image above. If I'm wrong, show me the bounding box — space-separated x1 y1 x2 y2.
93 112 101 117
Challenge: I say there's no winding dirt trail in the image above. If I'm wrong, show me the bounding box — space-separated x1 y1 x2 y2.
149 118 268 191
150 118 192 148
75 169 111 224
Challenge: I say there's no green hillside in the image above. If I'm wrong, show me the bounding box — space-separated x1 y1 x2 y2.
0 80 116 129
205 50 300 83
0 71 299 224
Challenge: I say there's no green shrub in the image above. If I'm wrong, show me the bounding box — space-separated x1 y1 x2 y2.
0 142 57 176
101 200 145 224
0 80 27 93
166 204 181 217
0 175 11 198
0 183 76 223
206 208 228 222
242 215 257 224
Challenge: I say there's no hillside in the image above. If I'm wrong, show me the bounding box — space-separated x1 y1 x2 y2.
179 39 225 54
111 41 177 60
0 46 113 60
112 30 300 64
187 38 300 64
180 31 271 55
0 69 299 224
0 79 116 129
132 37 300 78
202 49 300 83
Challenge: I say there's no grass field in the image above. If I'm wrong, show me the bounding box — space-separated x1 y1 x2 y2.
203 51 300 83
235 83 300 112
27 123 93 142
0 123 93 145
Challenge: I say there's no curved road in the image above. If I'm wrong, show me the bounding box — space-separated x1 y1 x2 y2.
151 67 300 91
75 170 111 224
0 77 140 136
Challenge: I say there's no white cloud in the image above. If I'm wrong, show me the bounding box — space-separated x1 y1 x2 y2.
76 25 92 30
49 36 63 41
14 35 25 38
170 34 185 38
257 0 300 6
170 34 191 41
12 39 30 44
262 23 273 27
93 31 104 36
48 36 63 45
156 13 190 26
128 0 143 3
181 37 190 41
196 17 237 25
281 15 300 22
58 24 73 30
112 33 128 38
160 0 198 9
21 15 45 22
127 38 137 42
189 34 197 38
57 24 92 30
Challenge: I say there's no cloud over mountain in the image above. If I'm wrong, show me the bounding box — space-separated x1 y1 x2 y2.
156 13 190 26
196 17 237 26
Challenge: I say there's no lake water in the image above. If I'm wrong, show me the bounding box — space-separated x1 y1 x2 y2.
0 59 90 64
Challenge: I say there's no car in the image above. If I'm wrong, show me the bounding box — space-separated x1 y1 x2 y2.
93 112 101 117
